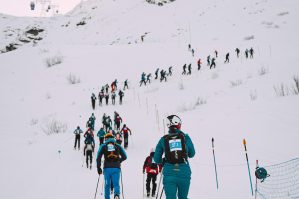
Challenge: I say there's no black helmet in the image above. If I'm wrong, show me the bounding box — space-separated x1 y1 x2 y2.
166 115 182 129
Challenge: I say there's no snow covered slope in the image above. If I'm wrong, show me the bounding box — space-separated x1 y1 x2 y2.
0 0 299 198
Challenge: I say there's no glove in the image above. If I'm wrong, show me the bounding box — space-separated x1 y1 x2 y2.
97 167 102 175
143 170 145 174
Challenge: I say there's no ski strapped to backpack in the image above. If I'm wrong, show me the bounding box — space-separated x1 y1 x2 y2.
164 133 187 164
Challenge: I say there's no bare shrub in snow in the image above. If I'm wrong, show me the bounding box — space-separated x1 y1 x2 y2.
45 54 63 67
211 72 218 79
277 11 289 16
292 75 299 95
249 90 258 101
67 73 81 84
230 80 243 87
178 97 206 112
30 118 38 126
42 119 67 135
46 93 51 99
194 97 207 106
178 82 185 90
274 84 289 97
258 67 269 76
244 35 254 40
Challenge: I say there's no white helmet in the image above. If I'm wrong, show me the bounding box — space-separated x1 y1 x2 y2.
166 115 182 129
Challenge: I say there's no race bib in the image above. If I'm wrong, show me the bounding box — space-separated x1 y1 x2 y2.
107 144 116 152
169 139 182 152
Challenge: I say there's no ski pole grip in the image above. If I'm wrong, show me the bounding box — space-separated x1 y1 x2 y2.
243 139 246 146
212 137 214 148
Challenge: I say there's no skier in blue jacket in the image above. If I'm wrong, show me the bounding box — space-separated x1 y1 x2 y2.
154 115 195 199
97 133 127 199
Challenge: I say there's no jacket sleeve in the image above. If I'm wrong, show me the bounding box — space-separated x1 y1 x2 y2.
154 138 164 164
96 145 104 168
118 144 127 163
143 157 148 171
185 134 195 158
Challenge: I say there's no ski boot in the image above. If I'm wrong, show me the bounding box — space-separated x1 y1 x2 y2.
147 191 150 197
114 194 119 199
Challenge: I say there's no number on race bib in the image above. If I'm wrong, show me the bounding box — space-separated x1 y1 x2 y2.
169 139 182 152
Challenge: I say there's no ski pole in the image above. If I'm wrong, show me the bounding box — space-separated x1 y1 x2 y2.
255 160 258 199
94 176 100 199
243 139 253 196
100 175 104 195
156 172 163 199
159 186 164 199
121 169 125 199
212 138 219 189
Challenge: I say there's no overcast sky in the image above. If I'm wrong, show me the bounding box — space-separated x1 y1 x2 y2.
0 0 81 17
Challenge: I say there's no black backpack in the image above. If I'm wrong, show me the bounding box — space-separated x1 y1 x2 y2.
149 157 158 169
164 133 187 164
104 142 120 162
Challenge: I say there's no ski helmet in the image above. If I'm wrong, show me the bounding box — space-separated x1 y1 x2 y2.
166 115 182 129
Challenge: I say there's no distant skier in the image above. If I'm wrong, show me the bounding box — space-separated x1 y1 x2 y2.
105 116 113 132
207 55 211 66
96 133 127 199
155 68 159 79
115 132 123 145
160 70 167 82
249 47 254 58
143 150 162 197
97 127 106 145
120 124 132 149
140 72 147 87
84 128 94 138
111 91 116 105
98 91 104 106
210 57 216 69
114 114 123 131
118 90 124 105
146 73 152 84
188 44 191 51
187 63 192 75
86 118 94 131
123 79 129 90
154 115 195 199
84 137 94 169
245 49 249 59
197 58 202 70
105 84 110 93
168 66 173 76
91 93 97 110
114 79 118 90
74 126 83 150
235 48 240 58
182 64 187 75
191 49 195 57
105 92 109 105
214 50 218 58
224 53 230 63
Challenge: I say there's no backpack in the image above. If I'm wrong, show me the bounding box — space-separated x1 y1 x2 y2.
104 142 120 162
86 143 93 151
164 133 187 164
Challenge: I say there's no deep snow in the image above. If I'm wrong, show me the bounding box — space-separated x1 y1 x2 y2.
0 0 299 198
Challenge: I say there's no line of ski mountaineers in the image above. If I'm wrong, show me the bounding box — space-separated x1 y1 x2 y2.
90 79 128 110
90 46 254 109
141 46 255 85
73 113 195 199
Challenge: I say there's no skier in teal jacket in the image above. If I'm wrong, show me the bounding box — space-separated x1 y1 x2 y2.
154 115 195 199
